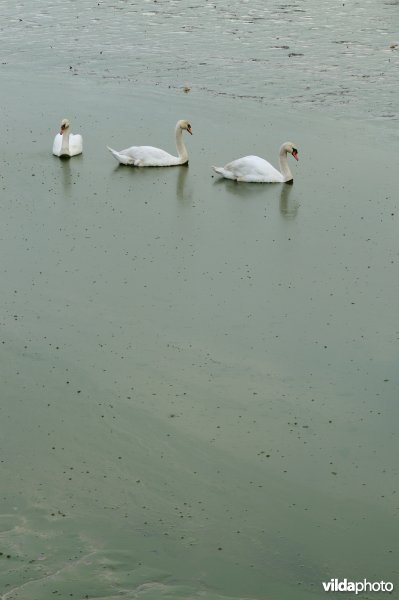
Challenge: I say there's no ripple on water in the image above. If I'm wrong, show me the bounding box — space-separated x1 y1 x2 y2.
1 0 398 121
0 511 258 600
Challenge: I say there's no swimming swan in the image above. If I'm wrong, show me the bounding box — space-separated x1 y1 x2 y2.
107 120 193 166
52 119 83 157
213 142 299 183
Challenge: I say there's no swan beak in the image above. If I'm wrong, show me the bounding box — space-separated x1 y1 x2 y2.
292 150 299 161
187 126 193 135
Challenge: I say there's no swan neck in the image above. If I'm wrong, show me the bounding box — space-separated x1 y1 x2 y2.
61 129 70 154
175 125 188 164
278 145 293 182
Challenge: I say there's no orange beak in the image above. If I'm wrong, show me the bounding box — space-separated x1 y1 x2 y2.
292 150 298 161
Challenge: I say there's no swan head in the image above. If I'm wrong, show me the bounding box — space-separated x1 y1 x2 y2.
283 142 299 161
177 120 193 135
60 118 70 134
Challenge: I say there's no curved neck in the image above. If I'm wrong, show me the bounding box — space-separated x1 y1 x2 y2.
61 129 70 154
278 145 293 182
175 125 188 164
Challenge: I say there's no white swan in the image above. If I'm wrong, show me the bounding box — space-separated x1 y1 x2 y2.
107 120 192 166
52 119 83 157
213 142 299 183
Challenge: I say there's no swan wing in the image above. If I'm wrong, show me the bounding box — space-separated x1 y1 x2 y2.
52 133 63 156
108 145 178 166
229 156 283 182
69 134 83 156
214 155 283 182
52 132 82 157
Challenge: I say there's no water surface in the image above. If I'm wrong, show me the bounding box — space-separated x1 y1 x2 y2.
0 2 398 599
1 0 398 122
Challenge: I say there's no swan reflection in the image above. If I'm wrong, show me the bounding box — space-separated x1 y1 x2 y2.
279 183 298 218
176 164 191 202
212 176 270 199
59 157 72 190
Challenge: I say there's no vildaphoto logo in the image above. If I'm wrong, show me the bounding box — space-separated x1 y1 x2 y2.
322 579 394 594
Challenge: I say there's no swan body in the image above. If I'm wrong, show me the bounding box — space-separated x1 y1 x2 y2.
52 119 82 157
107 119 192 166
213 142 298 183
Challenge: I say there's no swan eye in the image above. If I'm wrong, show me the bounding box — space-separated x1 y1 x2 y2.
187 124 191 129
292 148 297 154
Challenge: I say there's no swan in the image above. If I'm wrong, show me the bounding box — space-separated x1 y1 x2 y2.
52 119 83 157
107 120 192 166
212 142 299 183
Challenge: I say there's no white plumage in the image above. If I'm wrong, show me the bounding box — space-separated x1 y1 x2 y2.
213 142 299 183
107 120 192 167
53 119 82 157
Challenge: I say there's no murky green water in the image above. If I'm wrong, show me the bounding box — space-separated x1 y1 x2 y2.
1 2 399 599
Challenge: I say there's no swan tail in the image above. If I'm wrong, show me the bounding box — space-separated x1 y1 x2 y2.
107 146 133 165
212 166 236 180
212 166 225 176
